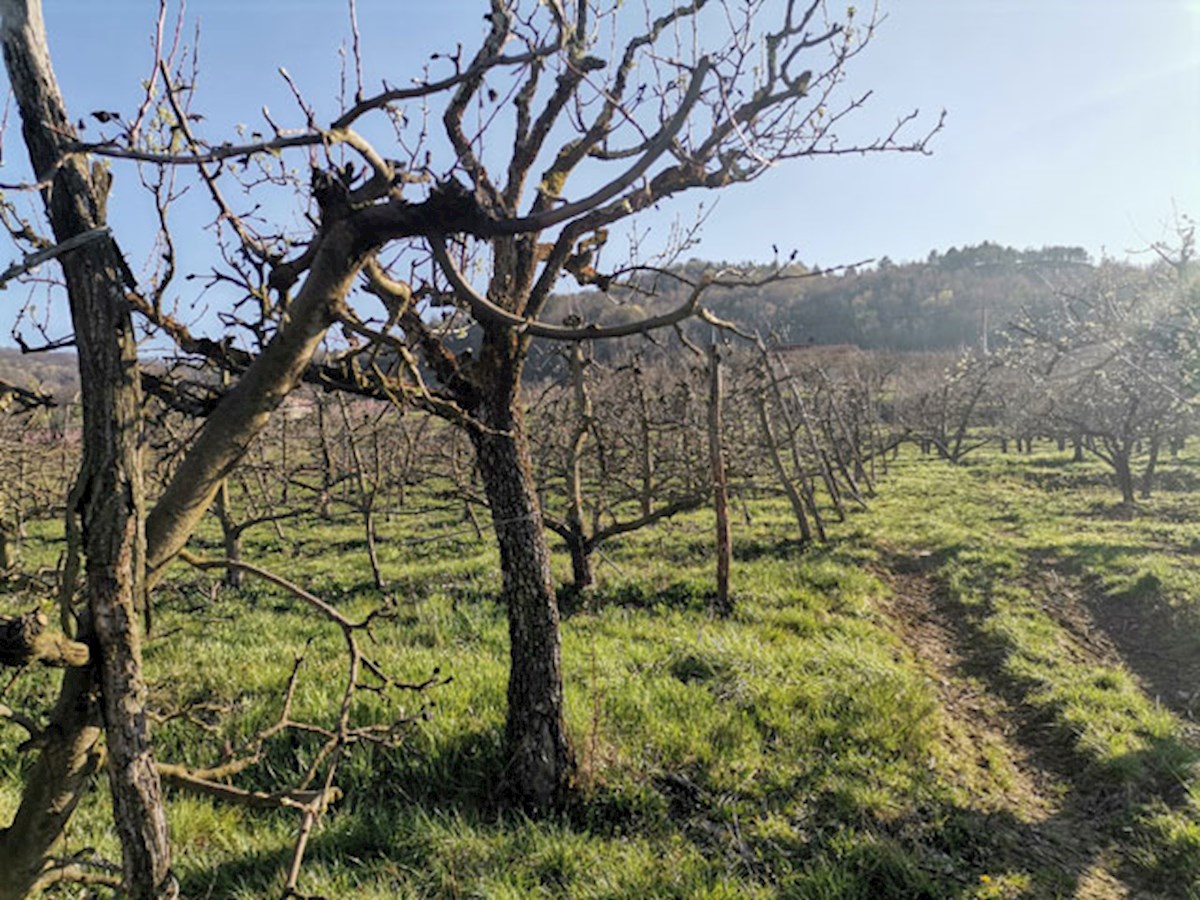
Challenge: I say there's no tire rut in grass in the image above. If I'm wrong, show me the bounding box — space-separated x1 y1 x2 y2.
1057 568 1200 736
877 559 1132 899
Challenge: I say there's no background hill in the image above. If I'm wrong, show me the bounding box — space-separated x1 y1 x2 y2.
539 242 1094 359
0 348 78 400
0 241 1100 395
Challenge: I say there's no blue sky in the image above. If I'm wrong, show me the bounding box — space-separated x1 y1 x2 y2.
1 1 1197 342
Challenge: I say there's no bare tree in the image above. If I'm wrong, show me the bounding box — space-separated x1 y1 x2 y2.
0 9 939 881
1007 260 1194 506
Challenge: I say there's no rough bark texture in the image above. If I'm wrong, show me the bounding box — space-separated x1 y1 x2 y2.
0 2 175 895
469 362 574 809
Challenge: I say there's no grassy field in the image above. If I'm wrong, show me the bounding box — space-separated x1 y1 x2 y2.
2 447 1200 897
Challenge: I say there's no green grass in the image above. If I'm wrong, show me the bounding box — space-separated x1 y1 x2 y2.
2 445 1200 896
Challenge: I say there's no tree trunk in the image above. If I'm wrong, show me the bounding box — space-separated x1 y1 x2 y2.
755 394 813 545
316 396 336 519
469 404 574 809
338 394 386 590
0 3 175 895
1113 449 1136 506
215 481 243 588
757 347 826 542
565 343 594 594
566 532 595 595
708 345 732 615
0 664 102 900
0 523 14 572
631 362 655 518
1140 433 1161 500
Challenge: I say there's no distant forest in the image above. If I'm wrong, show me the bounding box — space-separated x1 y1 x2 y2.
540 241 1094 358
0 242 1098 397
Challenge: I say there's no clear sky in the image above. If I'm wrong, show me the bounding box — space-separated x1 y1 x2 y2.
1 0 1197 341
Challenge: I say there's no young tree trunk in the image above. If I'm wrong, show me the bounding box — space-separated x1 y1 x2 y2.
755 394 813 545
337 395 386 590
1140 433 1161 500
316 395 336 519
565 343 595 594
708 345 732 615
215 481 244 588
756 345 827 542
469 397 574 809
631 361 655 519
788 377 844 522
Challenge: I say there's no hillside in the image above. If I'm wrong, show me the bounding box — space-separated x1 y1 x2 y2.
0 348 78 400
0 241 1096 389
538 242 1094 358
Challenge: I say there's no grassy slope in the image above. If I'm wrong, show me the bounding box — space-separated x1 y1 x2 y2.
1 448 1199 897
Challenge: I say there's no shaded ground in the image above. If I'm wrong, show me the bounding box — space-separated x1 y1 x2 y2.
877 559 1157 898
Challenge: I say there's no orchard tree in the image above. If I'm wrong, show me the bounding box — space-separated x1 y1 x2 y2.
1008 260 1194 505
0 0 938 893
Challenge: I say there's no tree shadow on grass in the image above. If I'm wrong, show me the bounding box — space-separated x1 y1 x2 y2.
732 536 811 562
173 723 513 896
1026 542 1200 725
558 578 713 618
878 546 1200 896
1079 570 1200 729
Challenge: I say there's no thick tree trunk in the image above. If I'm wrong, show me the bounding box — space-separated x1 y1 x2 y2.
0 2 175 895
0 664 101 900
470 405 574 809
565 532 595 595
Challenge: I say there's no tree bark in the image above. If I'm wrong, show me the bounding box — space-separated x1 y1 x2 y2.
565 343 594 594
708 345 732 615
0 2 175 895
0 665 103 900
469 394 574 809
1140 433 1160 500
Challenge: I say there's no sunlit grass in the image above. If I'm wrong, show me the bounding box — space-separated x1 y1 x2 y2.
2 444 1200 895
